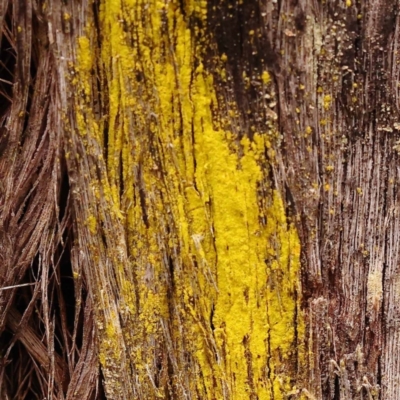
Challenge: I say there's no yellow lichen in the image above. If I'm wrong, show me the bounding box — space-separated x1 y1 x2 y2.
262 70 271 84
72 0 305 397
86 215 97 234
323 94 332 110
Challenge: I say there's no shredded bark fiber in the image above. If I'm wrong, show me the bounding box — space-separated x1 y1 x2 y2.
0 1 100 398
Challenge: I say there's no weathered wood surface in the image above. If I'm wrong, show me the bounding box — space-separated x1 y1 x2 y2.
0 0 399 399
272 0 400 398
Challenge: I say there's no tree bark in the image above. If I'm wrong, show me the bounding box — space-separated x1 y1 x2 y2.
0 0 398 399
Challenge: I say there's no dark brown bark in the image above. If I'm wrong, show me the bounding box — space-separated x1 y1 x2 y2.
270 0 400 398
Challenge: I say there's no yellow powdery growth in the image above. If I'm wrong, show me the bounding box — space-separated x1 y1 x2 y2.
262 70 271 84
189 73 304 397
73 0 306 398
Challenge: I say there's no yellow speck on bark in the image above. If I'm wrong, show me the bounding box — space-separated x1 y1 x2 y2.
262 70 271 84
323 94 332 110
86 215 97 234
72 0 306 398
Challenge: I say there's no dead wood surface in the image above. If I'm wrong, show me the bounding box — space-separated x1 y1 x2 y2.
0 0 399 399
